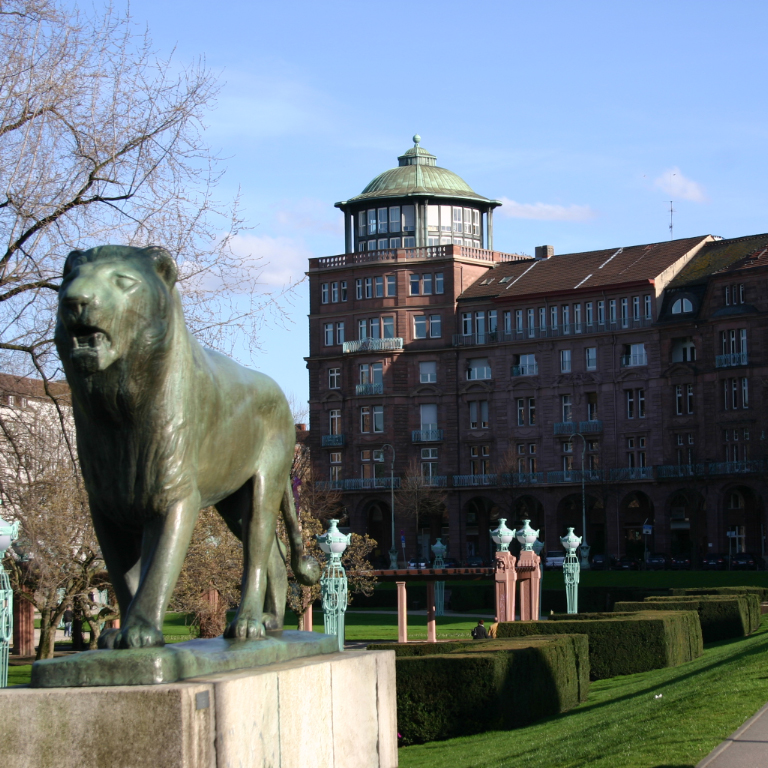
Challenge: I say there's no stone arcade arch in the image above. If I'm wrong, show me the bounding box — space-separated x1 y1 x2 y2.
461 495 496 563
721 485 763 555
361 498 391 567
665 489 706 561
618 491 655 559
555 492 603 554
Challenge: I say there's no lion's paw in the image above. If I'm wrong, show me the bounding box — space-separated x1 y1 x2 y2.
113 621 165 649
262 612 282 631
224 616 267 641
97 628 121 649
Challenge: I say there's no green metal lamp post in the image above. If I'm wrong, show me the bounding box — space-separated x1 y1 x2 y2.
0 516 19 687
382 443 398 569
561 527 582 614
491 518 516 552
532 537 545 618
317 519 351 652
431 538 447 616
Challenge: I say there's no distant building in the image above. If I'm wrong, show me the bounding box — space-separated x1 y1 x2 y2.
306 137 768 566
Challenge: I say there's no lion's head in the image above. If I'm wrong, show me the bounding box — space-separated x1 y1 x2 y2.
55 245 179 375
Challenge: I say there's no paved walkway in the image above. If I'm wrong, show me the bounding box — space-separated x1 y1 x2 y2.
697 702 768 767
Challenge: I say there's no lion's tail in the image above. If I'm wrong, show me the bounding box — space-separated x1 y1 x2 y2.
281 480 321 586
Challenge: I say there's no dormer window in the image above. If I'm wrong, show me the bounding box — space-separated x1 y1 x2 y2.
671 297 693 314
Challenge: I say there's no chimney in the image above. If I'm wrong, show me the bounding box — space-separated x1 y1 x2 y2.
535 245 554 260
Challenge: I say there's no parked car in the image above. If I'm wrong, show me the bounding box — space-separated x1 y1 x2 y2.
646 552 670 570
670 553 693 570
731 552 765 571
463 555 486 568
701 552 729 571
407 559 429 569
544 550 565 569
614 555 641 570
590 553 615 570
441 557 459 569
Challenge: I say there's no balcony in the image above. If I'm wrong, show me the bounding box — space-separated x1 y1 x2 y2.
621 352 648 367
355 383 383 396
343 338 403 354
453 331 500 347
707 460 762 475
554 421 576 435
420 476 448 487
315 477 402 492
321 434 345 447
453 474 497 487
511 363 538 376
499 472 544 485
609 467 654 481
547 469 604 483
580 420 603 434
412 429 444 443
656 464 704 479
715 352 748 368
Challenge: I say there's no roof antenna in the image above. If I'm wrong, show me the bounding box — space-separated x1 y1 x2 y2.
668 201 674 240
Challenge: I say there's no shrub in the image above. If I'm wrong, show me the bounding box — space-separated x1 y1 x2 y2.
497 611 702 679
670 588 763 631
367 635 588 745
625 594 756 640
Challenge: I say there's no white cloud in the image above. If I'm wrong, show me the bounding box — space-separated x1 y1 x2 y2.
653 167 707 202
497 197 596 221
228 234 313 289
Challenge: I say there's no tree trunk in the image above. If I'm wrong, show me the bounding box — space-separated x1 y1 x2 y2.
36 606 56 661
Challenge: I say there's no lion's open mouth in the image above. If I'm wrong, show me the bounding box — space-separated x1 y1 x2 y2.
70 325 110 349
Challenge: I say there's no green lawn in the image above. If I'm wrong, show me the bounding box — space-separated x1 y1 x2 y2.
399 616 768 768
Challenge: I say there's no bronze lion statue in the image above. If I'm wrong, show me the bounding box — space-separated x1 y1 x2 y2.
54 245 319 649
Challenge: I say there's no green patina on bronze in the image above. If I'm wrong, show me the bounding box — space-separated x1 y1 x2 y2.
48 245 321 684
32 631 336 687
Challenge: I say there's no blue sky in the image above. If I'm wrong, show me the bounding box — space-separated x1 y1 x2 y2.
122 0 768 415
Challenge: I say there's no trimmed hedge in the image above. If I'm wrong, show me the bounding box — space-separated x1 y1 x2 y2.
496 611 702 679
367 635 589 745
670 588 763 631
542 587 668 614
625 594 757 639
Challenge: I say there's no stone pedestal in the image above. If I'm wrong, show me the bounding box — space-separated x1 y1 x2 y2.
0 649 397 768
517 550 541 621
494 551 517 622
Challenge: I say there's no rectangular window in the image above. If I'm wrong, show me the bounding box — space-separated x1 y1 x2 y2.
644 295 652 319
560 349 572 372
413 315 427 339
435 272 444 294
339 281 347 302
562 305 570 333
742 378 749 408
410 274 420 295
429 314 441 338
550 305 558 329
609 299 617 324
469 400 489 429
377 238 388 251
357 211 366 237
330 409 341 435
420 403 437 431
358 319 368 340
586 301 594 326
462 312 472 336
453 207 463 232
367 209 377 235
739 284 745 303
638 389 645 418
475 311 486 340
503 310 512 334
403 236 415 248
528 397 536 425
686 384 694 414
597 300 605 324
360 406 371 433
517 398 525 426
329 368 340 389
515 310 523 333
321 283 329 304
574 304 582 332
389 206 401 233
620 298 628 327
382 316 394 338
586 347 597 370
626 390 635 419
324 323 333 346
467 358 492 380
675 384 683 415
356 279 363 300
374 276 384 298
336 322 345 344
369 317 380 339
633 296 640 321
488 310 497 335
528 309 536 337
331 282 339 303
420 361 437 383
377 208 388 234
386 275 396 296
422 273 433 295
561 394 572 422
539 307 547 330
364 277 373 299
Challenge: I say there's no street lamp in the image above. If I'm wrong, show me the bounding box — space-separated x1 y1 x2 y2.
561 527 582 614
0 515 19 687
316 519 351 653
573 432 590 569
431 538 446 616
381 443 398 569
491 518 516 552
515 519 539 551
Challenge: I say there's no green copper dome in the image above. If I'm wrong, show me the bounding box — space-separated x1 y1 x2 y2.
341 136 495 206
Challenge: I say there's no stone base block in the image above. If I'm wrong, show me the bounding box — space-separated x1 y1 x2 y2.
0 649 398 768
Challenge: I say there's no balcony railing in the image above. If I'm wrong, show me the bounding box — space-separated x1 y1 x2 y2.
451 317 654 348
656 464 704 479
554 421 576 435
314 477 402 491
499 472 544 485
412 429 444 443
547 469 604 483
715 352 748 368
707 460 762 475
321 434 345 447
355 383 383 396
621 352 648 367
343 338 403 354
580 420 603 433
511 363 538 376
609 467 654 481
453 474 497 487
419 475 448 487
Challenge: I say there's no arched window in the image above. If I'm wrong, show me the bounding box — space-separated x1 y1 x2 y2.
728 491 745 510
671 297 693 314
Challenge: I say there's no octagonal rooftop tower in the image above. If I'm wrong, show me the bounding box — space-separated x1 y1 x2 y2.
335 135 503 253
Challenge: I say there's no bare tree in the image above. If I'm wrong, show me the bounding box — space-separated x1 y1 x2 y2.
397 458 448 561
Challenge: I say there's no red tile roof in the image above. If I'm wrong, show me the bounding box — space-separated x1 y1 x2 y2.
0 372 70 403
668 233 768 287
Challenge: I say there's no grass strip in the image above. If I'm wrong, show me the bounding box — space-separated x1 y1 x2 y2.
398 615 768 768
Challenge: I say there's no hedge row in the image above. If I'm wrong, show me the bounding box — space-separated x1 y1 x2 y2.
671 586 768 602
367 635 589 745
652 594 758 634
542 587 669 614
496 611 702 679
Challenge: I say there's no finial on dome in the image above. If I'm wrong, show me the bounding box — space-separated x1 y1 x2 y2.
413 134 421 146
